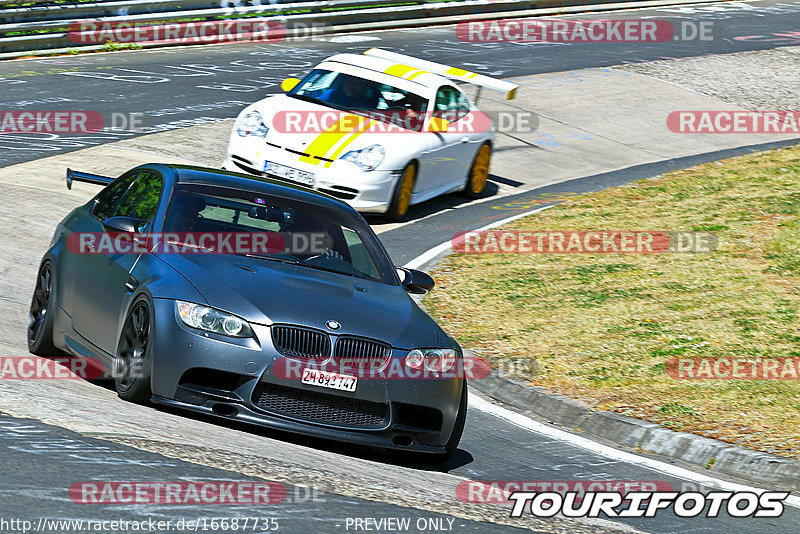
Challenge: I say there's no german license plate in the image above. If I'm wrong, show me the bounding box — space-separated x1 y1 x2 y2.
301 368 357 392
264 161 315 186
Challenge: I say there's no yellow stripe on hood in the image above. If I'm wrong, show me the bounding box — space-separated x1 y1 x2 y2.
299 114 368 165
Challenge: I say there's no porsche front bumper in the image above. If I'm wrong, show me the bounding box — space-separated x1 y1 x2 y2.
223 141 399 213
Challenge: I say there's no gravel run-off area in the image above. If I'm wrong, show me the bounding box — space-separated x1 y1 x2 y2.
615 45 800 111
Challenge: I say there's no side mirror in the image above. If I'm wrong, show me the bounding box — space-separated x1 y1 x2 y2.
428 117 449 133
103 216 146 233
397 267 435 294
281 77 301 92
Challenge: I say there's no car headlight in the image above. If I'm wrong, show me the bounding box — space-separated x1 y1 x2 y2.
340 144 385 171
403 348 457 373
175 301 253 338
237 110 269 138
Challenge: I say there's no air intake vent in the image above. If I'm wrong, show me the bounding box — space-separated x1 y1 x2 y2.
271 325 330 359
252 383 387 428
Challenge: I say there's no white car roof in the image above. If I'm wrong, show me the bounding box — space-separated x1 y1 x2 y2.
316 53 455 93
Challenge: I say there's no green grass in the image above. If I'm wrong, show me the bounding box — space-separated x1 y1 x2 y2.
425 145 800 458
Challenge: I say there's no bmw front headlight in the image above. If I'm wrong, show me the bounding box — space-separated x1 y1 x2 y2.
176 301 253 338
403 348 457 373
340 144 385 171
237 110 269 138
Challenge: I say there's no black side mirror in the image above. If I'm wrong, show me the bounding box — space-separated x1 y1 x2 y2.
103 216 146 233
398 267 435 294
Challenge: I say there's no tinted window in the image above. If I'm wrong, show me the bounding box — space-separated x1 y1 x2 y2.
164 184 396 284
114 171 163 223
433 85 469 122
92 174 135 221
290 69 429 131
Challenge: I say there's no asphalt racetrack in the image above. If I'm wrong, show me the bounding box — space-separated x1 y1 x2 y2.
2 1 800 532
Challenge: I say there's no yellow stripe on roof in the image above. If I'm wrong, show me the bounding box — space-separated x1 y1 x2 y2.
446 67 477 79
384 64 429 80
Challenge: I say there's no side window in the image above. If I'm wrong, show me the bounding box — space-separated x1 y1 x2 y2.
92 174 136 221
433 86 468 122
457 91 471 115
113 171 164 224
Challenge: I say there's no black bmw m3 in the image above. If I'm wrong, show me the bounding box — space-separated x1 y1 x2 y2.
28 164 467 459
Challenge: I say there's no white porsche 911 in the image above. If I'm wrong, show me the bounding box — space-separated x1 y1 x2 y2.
223 48 519 220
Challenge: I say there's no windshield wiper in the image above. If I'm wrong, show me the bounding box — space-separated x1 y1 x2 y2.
163 239 215 253
288 94 326 106
245 253 356 277
288 93 353 114
243 253 301 265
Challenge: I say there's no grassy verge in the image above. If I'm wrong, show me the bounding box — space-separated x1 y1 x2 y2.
424 145 800 459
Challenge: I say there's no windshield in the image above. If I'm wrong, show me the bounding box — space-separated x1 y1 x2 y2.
164 184 397 285
289 69 429 132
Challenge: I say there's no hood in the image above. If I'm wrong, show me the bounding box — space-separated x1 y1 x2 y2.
251 94 421 161
159 253 441 349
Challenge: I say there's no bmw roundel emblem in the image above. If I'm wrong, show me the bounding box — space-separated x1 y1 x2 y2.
325 320 341 331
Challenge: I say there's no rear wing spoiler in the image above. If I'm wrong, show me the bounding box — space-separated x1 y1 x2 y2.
66 168 114 190
363 48 519 100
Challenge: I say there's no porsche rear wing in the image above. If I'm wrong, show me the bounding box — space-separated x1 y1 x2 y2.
66 168 114 190
363 48 519 100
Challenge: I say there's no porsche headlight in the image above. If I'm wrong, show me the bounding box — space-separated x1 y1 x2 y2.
176 301 253 338
403 348 457 373
237 110 269 138
340 144 385 171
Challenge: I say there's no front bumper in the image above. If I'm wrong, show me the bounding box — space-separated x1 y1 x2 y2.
223 140 398 213
149 299 463 453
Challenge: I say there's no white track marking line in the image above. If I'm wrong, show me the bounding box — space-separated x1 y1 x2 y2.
470 395 800 508
403 203 800 509
403 205 553 270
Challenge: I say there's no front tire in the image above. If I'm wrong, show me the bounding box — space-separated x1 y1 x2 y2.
28 260 58 356
463 143 491 198
386 163 417 222
114 297 154 403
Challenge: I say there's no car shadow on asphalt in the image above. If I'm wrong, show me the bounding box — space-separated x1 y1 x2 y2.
363 178 505 227
153 402 475 472
88 378 474 472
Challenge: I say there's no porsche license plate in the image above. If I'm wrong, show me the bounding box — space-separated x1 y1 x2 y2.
301 368 357 392
264 161 315 186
